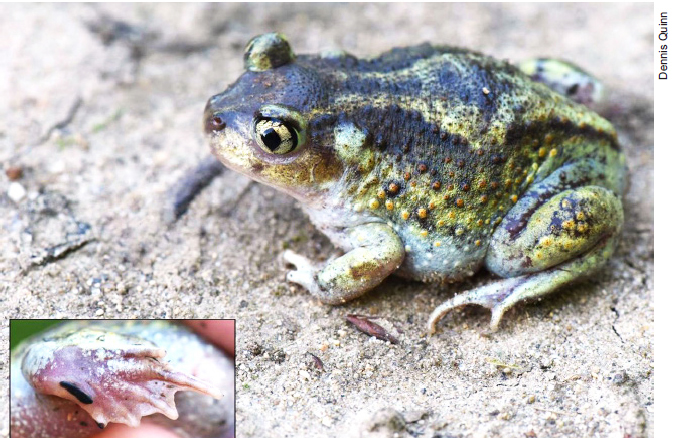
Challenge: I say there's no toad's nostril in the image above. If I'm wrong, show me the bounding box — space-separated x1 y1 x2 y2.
206 115 226 132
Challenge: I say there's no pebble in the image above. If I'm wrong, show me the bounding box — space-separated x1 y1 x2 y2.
499 411 512 420
612 371 627 384
49 160 65 174
5 166 23 181
8 182 26 202
403 410 427 423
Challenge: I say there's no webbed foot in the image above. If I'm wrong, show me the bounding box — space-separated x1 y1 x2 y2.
22 328 222 428
427 232 616 335
427 277 522 334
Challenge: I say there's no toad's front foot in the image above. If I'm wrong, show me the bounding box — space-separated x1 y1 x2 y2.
283 223 405 305
283 249 325 297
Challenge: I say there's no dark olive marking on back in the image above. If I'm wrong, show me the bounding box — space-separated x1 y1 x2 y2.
313 45 521 126
505 117 619 151
343 104 472 160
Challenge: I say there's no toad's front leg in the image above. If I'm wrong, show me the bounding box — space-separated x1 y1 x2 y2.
284 222 405 304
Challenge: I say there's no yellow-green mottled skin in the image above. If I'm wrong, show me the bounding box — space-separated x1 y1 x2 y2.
205 33 626 332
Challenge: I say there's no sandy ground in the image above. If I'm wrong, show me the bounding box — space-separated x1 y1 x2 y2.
0 3 653 438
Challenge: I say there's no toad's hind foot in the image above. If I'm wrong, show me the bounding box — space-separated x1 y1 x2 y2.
427 277 522 335
427 231 619 335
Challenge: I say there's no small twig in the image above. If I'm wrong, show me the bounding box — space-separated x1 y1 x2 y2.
486 358 523 370
306 352 324 371
163 155 225 223
38 96 83 144
532 407 568 416
21 223 94 274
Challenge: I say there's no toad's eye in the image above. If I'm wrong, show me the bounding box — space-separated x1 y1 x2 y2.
253 117 300 154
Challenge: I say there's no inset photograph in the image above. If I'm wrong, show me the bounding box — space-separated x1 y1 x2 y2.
10 320 235 438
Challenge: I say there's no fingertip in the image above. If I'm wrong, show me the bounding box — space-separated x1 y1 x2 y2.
95 423 182 438
182 320 235 357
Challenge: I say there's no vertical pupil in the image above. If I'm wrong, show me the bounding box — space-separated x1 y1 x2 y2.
261 128 282 151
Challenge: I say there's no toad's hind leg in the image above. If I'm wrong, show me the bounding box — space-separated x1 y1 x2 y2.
517 58 604 106
428 164 623 334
